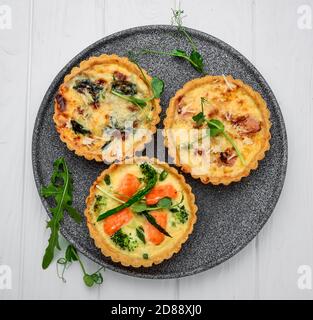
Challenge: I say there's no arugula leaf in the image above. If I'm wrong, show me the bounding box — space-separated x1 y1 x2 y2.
41 158 82 269
97 163 158 221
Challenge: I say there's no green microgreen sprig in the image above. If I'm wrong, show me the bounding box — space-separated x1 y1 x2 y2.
57 244 104 287
190 98 246 165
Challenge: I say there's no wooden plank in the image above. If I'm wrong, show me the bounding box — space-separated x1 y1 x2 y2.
104 0 175 34
178 0 258 299
98 0 178 300
0 0 31 299
18 0 105 299
254 0 313 299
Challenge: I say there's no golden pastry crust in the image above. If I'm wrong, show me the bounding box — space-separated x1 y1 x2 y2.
54 54 161 162
84 157 197 267
164 75 271 185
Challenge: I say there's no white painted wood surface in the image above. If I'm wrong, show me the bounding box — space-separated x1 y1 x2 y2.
0 0 312 300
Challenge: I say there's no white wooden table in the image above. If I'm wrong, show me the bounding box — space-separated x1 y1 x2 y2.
1 0 313 300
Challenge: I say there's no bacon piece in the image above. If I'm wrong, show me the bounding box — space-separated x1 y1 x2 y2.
127 104 140 112
55 93 66 112
219 148 237 167
208 108 219 118
231 115 261 135
96 78 107 85
113 71 127 81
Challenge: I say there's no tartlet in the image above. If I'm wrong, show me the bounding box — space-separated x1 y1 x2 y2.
84 157 197 267
54 54 161 162
164 75 271 185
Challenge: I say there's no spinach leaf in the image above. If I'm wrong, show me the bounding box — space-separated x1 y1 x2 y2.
104 174 111 185
111 80 137 96
73 79 104 105
71 120 91 135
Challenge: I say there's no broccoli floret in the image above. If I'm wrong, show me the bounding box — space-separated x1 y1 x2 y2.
93 195 107 213
111 229 138 251
171 205 189 224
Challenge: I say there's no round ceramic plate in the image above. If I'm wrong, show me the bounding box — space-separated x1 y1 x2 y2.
32 25 288 279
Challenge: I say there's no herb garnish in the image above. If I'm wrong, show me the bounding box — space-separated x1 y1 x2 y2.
57 244 104 287
141 9 204 73
97 163 158 221
41 158 82 269
192 97 207 127
97 163 172 238
111 77 164 108
131 197 173 213
111 53 164 108
189 98 245 164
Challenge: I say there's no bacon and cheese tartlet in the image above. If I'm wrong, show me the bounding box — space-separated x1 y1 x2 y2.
164 75 271 185
54 54 161 162
84 158 197 267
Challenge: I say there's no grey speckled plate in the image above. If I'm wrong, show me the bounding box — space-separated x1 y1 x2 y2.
32 25 287 279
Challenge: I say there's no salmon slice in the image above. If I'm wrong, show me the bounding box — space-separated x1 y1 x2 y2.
145 184 178 205
144 211 168 245
117 173 141 201
103 208 133 236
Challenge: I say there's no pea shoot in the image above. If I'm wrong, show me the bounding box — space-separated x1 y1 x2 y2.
141 9 204 73
57 244 104 287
